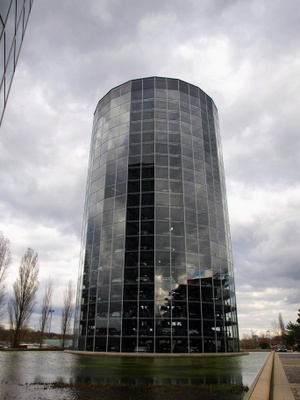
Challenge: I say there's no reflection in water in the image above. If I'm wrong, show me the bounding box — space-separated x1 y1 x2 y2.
0 351 268 399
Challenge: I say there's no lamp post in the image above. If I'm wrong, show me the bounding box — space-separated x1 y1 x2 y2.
48 309 55 337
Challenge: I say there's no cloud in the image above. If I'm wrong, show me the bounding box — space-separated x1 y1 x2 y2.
1 0 299 337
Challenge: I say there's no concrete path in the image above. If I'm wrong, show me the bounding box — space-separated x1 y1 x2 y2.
245 352 300 400
277 353 300 400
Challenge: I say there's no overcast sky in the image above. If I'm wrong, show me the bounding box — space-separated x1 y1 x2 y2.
1 0 299 337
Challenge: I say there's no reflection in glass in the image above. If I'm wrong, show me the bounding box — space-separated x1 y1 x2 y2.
74 77 239 353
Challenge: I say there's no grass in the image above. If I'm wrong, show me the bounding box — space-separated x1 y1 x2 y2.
28 380 247 400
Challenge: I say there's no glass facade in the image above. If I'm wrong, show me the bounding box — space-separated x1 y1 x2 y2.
0 0 34 126
74 77 239 353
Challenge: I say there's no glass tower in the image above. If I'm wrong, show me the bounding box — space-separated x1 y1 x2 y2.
0 0 34 126
74 77 239 353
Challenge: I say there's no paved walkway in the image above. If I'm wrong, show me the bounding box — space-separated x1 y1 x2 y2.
244 352 300 400
277 353 300 400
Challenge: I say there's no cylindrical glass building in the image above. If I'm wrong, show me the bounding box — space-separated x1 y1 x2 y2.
73 77 239 353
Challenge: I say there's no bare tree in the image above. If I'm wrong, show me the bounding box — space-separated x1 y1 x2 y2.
278 312 285 341
38 277 53 348
271 319 280 338
0 232 12 321
60 280 74 349
8 248 39 347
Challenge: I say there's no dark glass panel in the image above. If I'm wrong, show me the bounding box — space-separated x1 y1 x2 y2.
179 80 188 94
104 186 115 199
141 192 154 205
143 100 154 109
126 222 139 236
198 211 209 225
180 93 189 104
142 132 154 143
128 167 140 180
126 207 139 221
156 154 168 166
131 111 142 121
155 110 167 119
143 78 155 89
142 154 154 164
156 132 168 142
155 77 167 89
169 156 181 168
183 170 194 184
106 172 115 185
141 236 154 250
189 85 199 98
141 165 154 179
168 111 180 121
142 121 154 131
130 133 142 144
132 80 143 90
143 110 154 119
129 144 141 156
140 221 154 235
168 101 180 111
141 206 154 220
126 236 139 250
128 180 140 193
155 120 167 131
142 143 154 154
125 251 139 267
168 133 181 143
132 101 142 111
130 121 141 132
169 169 182 181
127 193 140 207
156 143 168 154
167 79 178 90
143 88 154 99
142 179 154 192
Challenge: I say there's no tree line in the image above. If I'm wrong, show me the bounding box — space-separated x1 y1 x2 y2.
0 231 74 348
240 311 300 351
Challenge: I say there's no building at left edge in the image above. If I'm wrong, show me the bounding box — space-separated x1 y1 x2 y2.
0 0 34 126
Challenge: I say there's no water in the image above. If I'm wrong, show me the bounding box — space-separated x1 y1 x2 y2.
0 351 268 399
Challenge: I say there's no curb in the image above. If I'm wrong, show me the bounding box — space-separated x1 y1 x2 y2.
272 353 294 400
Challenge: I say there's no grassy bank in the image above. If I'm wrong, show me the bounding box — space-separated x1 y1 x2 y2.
47 380 247 400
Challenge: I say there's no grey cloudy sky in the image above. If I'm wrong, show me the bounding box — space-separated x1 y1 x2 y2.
1 0 300 336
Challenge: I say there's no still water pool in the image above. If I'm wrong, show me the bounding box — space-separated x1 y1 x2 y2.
0 351 268 400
